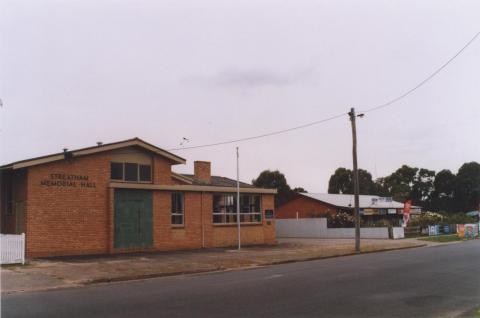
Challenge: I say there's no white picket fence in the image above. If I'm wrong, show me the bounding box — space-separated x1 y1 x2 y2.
1 233 25 265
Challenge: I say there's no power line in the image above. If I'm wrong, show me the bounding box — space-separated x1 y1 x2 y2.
361 31 480 113
167 112 347 151
169 31 479 151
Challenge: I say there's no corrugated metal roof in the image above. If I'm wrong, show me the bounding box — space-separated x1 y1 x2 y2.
300 193 414 209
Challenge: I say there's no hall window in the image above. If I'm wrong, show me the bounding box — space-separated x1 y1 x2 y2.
139 164 152 182
213 194 261 224
110 162 152 183
111 162 124 180
124 163 138 181
171 192 184 225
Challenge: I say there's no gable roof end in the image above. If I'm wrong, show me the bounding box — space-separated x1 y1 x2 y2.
1 137 186 170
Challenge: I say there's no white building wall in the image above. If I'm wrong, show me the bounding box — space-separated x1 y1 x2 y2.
276 218 402 239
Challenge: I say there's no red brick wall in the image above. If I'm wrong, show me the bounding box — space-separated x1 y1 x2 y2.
194 161 211 184
151 192 276 251
26 153 112 257
153 156 174 184
152 191 203 251
276 195 338 219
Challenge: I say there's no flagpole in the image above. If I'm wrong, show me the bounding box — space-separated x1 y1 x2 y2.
236 147 241 250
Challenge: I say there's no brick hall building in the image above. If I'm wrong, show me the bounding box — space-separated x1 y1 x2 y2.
0 138 276 258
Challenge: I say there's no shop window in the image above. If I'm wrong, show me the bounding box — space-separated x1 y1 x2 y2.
213 194 261 224
171 192 184 225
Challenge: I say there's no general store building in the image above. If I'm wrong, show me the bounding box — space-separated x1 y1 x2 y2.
276 193 421 226
0 138 276 258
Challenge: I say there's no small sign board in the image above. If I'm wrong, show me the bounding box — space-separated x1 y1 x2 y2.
363 209 376 215
265 210 274 219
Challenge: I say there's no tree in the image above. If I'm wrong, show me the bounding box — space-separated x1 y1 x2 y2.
328 168 376 195
328 168 352 194
293 187 307 193
430 169 456 212
453 162 480 212
252 170 295 208
376 165 419 203
411 168 435 209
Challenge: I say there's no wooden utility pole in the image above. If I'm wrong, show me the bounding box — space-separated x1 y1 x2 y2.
349 108 361 253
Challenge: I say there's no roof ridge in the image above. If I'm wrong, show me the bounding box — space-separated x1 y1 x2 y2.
1 138 186 170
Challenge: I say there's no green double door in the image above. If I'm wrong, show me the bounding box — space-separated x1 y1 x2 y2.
114 189 153 249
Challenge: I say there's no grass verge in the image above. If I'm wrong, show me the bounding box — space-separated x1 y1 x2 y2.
418 234 468 243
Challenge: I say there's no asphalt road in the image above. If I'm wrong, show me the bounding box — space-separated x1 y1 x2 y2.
2 240 480 318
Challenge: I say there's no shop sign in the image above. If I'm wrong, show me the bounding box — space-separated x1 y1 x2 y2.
388 209 397 214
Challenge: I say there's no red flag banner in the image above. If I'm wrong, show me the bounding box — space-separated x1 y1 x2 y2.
403 200 412 226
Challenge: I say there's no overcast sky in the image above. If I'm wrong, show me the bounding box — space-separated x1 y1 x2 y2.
1 0 479 192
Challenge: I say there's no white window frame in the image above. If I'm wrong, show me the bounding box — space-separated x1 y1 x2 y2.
171 192 184 226
212 193 262 225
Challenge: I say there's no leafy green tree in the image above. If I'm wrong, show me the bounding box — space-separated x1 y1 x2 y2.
293 187 307 193
377 165 418 203
411 168 435 209
430 169 456 212
328 168 352 194
453 162 480 212
327 168 375 195
252 170 295 208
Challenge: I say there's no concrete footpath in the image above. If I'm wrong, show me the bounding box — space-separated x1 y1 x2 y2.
1 238 425 294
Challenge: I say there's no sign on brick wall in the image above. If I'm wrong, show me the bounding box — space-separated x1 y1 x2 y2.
40 173 96 188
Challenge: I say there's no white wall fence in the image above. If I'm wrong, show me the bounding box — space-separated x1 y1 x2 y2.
276 218 404 239
392 226 405 239
1 233 25 265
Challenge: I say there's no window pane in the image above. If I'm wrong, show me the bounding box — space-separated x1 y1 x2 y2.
213 214 224 224
213 195 223 213
172 215 183 225
171 193 184 214
252 195 260 212
171 193 177 213
225 195 236 213
240 195 250 213
124 163 138 181
111 162 123 180
139 165 151 182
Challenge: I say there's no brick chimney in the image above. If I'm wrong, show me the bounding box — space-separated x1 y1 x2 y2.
194 161 211 184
